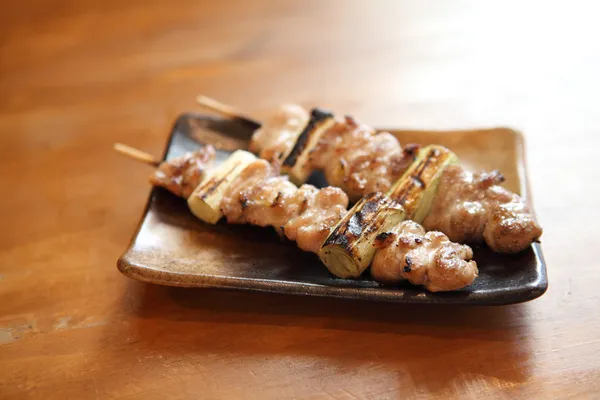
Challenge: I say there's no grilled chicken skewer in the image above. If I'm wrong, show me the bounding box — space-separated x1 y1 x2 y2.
195 96 542 254
197 97 417 198
115 143 478 292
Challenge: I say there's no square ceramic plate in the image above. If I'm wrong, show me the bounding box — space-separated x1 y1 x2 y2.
118 113 547 305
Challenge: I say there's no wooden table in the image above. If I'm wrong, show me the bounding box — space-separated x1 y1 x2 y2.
1 1 599 398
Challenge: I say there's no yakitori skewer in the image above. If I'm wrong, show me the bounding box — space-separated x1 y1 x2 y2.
115 143 478 292
195 96 543 254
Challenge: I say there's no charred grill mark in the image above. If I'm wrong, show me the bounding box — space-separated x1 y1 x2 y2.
339 159 347 172
374 231 396 248
300 196 309 214
394 158 425 205
404 255 413 272
478 169 505 189
348 193 383 237
403 143 420 158
197 163 240 200
412 175 425 187
239 193 249 210
271 191 283 208
327 230 349 252
323 193 384 251
200 177 225 199
391 147 420 175
375 231 391 242
283 108 334 167
344 115 359 127
196 178 216 198
413 148 438 177
347 210 364 237
362 195 382 213
391 147 451 213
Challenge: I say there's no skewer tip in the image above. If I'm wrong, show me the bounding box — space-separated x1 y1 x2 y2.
195 94 262 130
195 95 237 117
114 143 160 167
195 95 212 105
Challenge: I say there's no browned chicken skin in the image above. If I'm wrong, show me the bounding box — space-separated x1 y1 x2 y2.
149 150 478 291
371 221 478 292
220 159 349 253
149 147 216 198
423 165 542 253
310 116 419 200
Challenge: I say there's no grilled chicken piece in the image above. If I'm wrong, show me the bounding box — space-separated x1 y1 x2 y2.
149 146 216 198
310 116 418 201
371 220 478 292
423 165 542 253
285 186 351 253
220 159 349 253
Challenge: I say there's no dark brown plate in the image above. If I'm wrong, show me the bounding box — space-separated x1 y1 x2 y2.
117 113 547 305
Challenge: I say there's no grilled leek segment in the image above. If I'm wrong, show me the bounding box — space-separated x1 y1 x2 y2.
388 145 458 224
319 192 405 278
282 108 336 185
187 150 257 224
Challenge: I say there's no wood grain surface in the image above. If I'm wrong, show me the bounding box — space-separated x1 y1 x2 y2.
1 0 598 398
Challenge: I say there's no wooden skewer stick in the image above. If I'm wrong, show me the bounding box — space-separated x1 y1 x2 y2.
113 143 160 167
195 95 262 130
